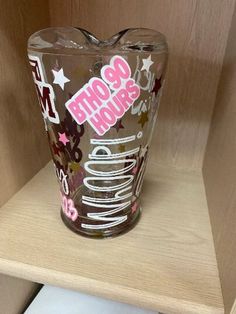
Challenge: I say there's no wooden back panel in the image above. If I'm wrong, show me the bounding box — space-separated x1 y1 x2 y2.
50 0 234 169
203 5 236 314
0 0 50 312
0 0 51 207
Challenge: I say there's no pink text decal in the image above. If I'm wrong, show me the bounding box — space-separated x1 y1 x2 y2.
65 56 140 135
61 193 78 221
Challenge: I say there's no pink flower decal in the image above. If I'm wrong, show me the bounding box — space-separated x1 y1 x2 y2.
61 194 78 221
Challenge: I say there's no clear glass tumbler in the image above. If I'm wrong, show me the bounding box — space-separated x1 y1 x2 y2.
28 27 168 238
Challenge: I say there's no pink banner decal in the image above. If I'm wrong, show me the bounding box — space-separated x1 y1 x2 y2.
65 56 140 135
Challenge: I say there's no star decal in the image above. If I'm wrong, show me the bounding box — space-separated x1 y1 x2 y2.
58 132 69 146
69 162 81 172
140 145 148 158
152 77 162 96
52 142 60 157
118 144 126 153
141 55 153 72
112 119 124 132
52 68 70 90
138 111 149 128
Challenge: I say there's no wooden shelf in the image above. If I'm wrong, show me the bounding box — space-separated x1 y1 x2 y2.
0 162 223 314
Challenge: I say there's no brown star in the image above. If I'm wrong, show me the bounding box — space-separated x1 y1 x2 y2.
152 77 162 96
138 111 149 128
112 119 124 132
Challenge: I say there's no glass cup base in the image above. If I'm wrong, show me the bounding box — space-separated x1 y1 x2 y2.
61 207 141 239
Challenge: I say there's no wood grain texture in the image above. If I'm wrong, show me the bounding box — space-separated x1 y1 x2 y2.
0 0 51 207
0 1 51 312
0 274 39 314
50 0 235 169
203 5 236 314
231 300 236 314
0 162 223 314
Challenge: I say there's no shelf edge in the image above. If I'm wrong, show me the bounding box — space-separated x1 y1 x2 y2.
0 257 224 314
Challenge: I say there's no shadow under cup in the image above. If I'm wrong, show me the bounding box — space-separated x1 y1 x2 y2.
27 27 168 238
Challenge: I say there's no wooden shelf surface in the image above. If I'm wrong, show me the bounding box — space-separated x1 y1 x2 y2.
0 162 223 314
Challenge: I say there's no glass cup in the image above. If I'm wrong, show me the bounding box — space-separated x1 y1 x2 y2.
27 27 168 238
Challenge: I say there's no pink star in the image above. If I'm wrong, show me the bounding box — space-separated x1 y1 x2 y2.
131 203 138 214
58 132 69 146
